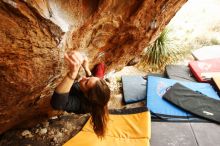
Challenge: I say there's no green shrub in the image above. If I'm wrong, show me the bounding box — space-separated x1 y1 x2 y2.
141 29 179 67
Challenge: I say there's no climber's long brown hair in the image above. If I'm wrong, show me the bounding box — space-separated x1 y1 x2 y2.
84 79 110 137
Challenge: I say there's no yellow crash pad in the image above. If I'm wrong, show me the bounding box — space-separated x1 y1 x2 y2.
64 107 151 146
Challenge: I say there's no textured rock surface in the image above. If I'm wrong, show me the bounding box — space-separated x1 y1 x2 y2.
70 0 187 71
0 0 63 134
0 0 187 134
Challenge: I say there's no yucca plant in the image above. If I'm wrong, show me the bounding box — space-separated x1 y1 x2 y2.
141 28 179 68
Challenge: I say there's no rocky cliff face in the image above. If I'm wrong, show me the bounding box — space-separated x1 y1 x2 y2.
0 0 187 134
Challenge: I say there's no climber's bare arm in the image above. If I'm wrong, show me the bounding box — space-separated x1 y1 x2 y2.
55 51 83 93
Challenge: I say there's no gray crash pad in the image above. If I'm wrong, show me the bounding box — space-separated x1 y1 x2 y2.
151 121 220 146
151 122 197 146
165 65 197 82
190 122 220 146
122 75 146 104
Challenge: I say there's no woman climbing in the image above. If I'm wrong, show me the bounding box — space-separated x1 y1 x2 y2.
50 51 110 137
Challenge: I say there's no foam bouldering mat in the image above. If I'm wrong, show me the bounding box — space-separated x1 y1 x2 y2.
151 122 198 146
122 75 146 103
212 76 220 95
147 76 219 121
163 83 220 124
165 65 196 82
189 58 220 82
121 74 165 104
192 45 220 60
190 122 220 146
64 107 151 146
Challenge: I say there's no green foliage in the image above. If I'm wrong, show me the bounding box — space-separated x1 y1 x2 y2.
142 29 179 67
210 38 220 45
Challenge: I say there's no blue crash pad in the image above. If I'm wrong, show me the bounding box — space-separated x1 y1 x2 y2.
147 76 220 120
